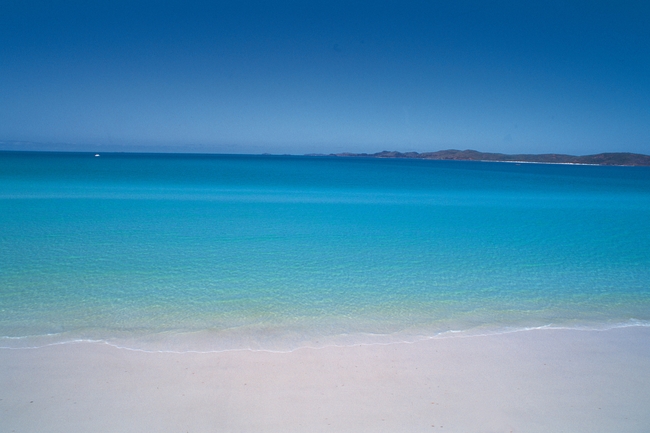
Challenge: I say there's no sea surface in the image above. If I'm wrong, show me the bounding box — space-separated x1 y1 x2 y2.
1 152 649 351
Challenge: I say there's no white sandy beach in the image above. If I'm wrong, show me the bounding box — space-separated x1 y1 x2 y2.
2 327 650 433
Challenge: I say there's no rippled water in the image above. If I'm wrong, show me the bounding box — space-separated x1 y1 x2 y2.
1 152 649 351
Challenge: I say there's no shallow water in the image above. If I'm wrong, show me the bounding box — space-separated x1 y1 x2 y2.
1 152 649 351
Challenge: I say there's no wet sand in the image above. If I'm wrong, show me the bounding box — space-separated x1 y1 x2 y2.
2 327 650 433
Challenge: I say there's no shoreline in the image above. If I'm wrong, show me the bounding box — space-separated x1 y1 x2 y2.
2 320 649 353
3 327 650 432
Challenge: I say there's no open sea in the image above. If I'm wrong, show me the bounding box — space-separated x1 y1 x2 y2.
1 151 649 352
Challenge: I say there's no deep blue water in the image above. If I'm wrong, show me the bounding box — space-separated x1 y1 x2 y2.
1 152 649 351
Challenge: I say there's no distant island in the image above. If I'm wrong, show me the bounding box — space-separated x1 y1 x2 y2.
308 149 650 166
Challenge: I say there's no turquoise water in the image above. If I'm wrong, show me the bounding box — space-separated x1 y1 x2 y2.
1 152 649 351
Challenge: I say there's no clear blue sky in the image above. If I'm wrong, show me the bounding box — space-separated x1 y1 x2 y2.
1 0 648 154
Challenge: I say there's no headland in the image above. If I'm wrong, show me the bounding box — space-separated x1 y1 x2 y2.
309 149 650 166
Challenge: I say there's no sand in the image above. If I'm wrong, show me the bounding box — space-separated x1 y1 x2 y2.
2 327 650 433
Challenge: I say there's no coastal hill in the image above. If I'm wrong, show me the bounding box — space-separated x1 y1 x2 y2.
315 150 650 166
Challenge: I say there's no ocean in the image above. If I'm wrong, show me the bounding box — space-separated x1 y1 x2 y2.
1 152 649 351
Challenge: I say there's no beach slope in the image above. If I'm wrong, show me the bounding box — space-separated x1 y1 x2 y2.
2 327 649 433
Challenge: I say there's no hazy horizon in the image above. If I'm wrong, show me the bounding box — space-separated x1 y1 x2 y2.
2 140 650 157
1 1 649 155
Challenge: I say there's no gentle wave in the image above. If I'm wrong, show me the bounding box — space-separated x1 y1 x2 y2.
2 319 649 353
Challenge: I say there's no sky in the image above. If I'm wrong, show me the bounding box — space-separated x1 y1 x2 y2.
1 0 649 155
